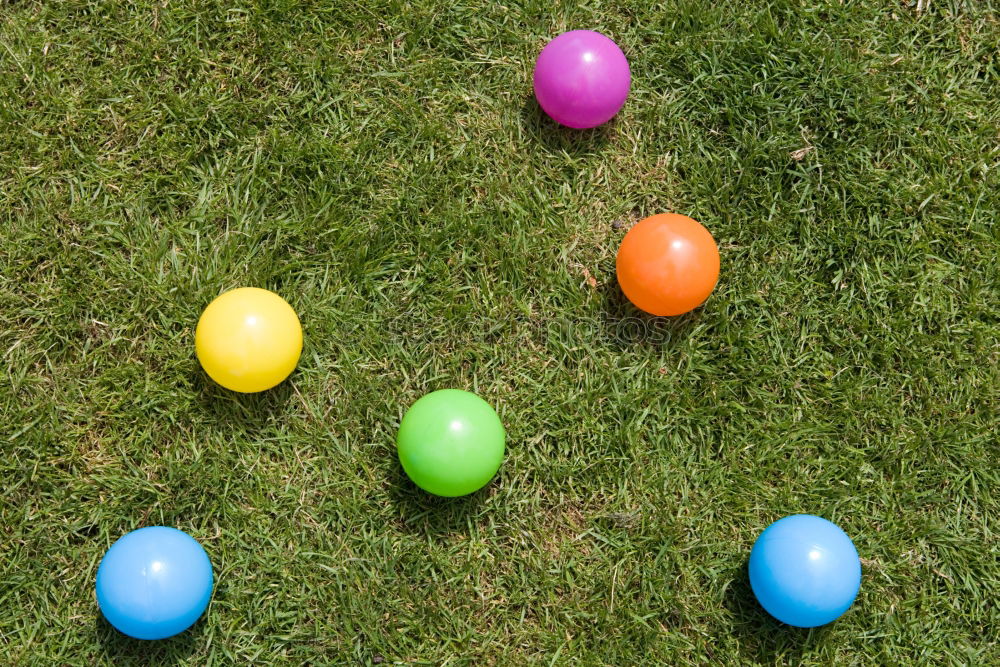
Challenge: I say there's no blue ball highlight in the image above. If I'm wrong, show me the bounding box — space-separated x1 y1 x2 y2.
96 526 213 640
749 514 861 628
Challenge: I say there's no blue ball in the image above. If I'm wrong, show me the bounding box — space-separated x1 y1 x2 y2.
96 526 213 640
749 514 861 628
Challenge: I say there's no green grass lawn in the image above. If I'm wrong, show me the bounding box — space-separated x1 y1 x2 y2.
2 0 999 663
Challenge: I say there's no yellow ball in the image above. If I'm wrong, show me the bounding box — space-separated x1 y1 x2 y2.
195 287 302 393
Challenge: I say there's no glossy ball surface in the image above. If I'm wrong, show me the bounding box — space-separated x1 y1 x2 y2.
749 515 862 628
195 287 302 393
96 527 213 640
397 389 505 497
616 213 720 316
533 30 630 129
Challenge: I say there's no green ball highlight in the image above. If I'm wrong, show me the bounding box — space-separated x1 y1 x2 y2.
397 389 506 497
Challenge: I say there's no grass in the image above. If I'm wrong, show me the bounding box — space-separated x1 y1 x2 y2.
1 0 998 663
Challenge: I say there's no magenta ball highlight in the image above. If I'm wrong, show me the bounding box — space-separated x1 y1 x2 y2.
533 30 630 129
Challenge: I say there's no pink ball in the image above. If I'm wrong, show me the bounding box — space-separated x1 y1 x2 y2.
533 30 631 129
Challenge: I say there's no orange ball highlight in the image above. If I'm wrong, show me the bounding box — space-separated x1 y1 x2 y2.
616 213 720 316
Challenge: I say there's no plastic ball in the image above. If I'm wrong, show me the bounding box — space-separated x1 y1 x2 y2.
96 526 213 640
533 30 630 129
749 515 862 628
616 213 720 316
195 287 302 393
397 389 505 497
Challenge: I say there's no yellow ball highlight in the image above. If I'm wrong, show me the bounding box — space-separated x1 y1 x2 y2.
195 287 302 393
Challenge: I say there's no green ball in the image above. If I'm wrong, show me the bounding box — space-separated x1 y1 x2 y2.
397 389 506 497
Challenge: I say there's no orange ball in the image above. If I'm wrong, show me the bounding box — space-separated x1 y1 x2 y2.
616 213 720 316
